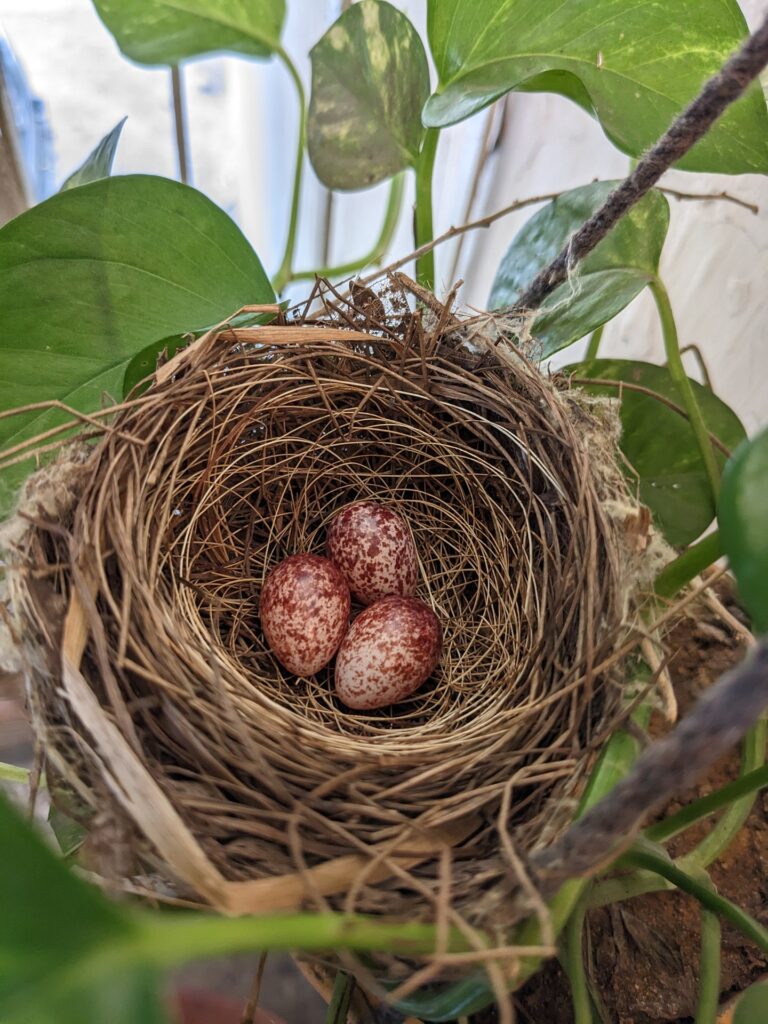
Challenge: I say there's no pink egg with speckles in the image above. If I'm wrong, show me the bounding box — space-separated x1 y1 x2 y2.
326 501 418 606
260 554 350 676
334 596 442 710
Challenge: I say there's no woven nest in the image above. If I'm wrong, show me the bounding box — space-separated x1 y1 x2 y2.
3 285 654 952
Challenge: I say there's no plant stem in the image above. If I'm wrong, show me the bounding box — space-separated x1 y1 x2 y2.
650 277 720 497
561 893 592 1024
272 48 307 294
680 717 767 870
394 709 651 1021
654 531 722 599
647 762 768 843
584 324 604 363
414 128 439 289
588 871 670 908
290 173 405 283
619 843 768 953
548 712 659 913
136 911 473 968
171 65 190 185
325 971 354 1024
0 761 29 784
696 906 721 1024
513 711 652 970
589 717 766 909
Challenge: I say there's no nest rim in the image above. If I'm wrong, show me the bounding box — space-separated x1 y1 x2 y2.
4 291 650 935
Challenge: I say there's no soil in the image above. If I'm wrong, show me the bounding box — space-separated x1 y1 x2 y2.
499 585 768 1024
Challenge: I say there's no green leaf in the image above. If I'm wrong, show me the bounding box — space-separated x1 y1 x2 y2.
734 981 768 1024
0 792 178 1023
308 0 430 190
0 174 274 516
48 807 87 861
123 333 192 398
122 307 280 398
22 969 171 1024
489 182 669 355
92 0 285 65
60 118 127 192
0 793 147 1016
424 0 768 174
566 359 746 547
0 794 475 1024
719 427 768 634
0 761 29 784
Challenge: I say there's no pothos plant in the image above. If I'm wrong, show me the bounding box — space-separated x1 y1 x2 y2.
1 1 768 1023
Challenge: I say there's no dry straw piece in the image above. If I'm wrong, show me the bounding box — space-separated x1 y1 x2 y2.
2 282 654 961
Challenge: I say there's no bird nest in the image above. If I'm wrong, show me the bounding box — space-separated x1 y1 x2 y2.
3 285 654 953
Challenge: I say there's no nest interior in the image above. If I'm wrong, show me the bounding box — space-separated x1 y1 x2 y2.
7 291 647 937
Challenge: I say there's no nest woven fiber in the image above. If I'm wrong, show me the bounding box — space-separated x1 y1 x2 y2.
4 287 651 944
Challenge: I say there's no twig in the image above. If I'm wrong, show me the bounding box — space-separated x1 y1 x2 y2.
291 180 753 320
531 640 768 888
241 952 268 1024
374 191 562 280
702 588 755 648
447 100 507 284
505 13 768 314
679 343 713 390
640 637 677 723
290 191 565 317
659 186 758 215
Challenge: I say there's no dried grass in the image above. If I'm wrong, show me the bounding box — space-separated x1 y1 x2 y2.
3 282 653 954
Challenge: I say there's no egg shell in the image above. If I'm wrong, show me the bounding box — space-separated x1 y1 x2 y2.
334 596 442 710
326 501 418 605
260 554 350 676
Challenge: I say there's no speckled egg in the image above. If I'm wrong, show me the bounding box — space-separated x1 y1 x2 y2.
334 596 442 710
326 501 418 605
260 554 350 676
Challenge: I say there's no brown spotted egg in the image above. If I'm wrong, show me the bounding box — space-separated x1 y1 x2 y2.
335 596 442 710
326 501 418 605
260 554 350 676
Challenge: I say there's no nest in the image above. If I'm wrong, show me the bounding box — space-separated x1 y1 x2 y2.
3 286 654 957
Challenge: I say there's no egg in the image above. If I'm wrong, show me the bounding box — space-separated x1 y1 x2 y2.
334 596 442 710
259 554 350 676
326 501 418 605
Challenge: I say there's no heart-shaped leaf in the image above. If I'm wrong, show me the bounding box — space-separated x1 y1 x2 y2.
733 981 768 1024
0 174 273 515
719 427 768 634
489 182 669 355
0 793 462 1024
566 359 746 547
0 791 172 1024
92 0 285 65
308 0 430 190
424 0 768 174
61 118 127 191
0 792 150 1018
123 307 281 398
122 333 193 398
